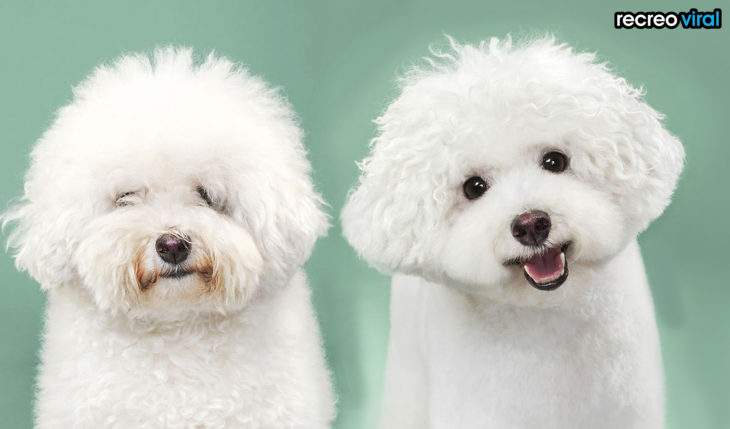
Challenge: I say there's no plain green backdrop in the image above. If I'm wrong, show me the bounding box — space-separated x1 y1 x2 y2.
0 1 728 428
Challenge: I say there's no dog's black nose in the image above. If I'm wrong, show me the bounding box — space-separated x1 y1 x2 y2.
511 210 551 247
155 234 191 265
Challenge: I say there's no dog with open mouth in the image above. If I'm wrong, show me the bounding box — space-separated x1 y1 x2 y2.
342 36 684 428
2 48 334 428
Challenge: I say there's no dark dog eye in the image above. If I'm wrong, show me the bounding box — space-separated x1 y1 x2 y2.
542 151 568 173
196 186 214 207
463 176 489 200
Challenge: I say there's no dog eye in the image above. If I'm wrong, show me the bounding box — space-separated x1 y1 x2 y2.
115 191 138 207
542 151 569 173
463 176 489 200
196 186 215 207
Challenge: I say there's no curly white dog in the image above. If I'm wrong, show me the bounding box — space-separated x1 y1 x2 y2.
3 48 334 428
342 37 684 429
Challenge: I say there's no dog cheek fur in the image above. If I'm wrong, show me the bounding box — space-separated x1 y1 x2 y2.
73 211 151 313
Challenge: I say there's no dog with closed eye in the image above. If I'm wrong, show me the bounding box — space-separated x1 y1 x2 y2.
342 36 684 429
3 48 334 428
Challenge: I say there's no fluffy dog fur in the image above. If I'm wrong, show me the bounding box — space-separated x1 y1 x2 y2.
3 48 334 428
342 37 684 428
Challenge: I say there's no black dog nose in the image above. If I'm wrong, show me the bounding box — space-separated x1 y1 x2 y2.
155 234 191 265
511 210 551 247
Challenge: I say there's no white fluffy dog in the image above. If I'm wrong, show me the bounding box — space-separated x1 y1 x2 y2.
342 37 684 429
3 48 334 428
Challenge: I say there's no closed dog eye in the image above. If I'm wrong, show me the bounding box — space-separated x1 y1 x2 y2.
196 186 226 213
196 186 214 207
115 191 139 207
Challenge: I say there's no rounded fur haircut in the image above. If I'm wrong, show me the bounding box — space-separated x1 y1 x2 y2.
3 47 328 314
342 36 684 277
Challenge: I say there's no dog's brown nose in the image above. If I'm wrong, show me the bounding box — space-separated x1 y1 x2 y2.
155 234 191 265
511 210 551 247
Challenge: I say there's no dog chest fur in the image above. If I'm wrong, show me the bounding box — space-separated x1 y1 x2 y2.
35 271 333 429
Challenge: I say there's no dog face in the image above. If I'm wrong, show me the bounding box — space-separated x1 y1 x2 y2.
342 37 684 306
3 48 327 317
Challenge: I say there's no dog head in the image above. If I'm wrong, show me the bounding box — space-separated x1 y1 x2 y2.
3 48 328 317
342 37 684 306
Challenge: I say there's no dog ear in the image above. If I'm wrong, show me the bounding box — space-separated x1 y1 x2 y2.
235 138 330 286
582 86 685 236
263 173 329 284
622 102 684 233
342 105 451 274
2 190 78 290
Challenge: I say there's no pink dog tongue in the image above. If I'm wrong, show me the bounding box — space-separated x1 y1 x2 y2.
523 247 564 283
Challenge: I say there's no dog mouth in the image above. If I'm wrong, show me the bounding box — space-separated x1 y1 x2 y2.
159 269 195 279
504 242 571 291
136 252 216 291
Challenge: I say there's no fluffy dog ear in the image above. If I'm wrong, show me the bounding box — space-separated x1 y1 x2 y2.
2 196 78 290
583 86 685 235
341 107 450 273
623 104 684 233
2 103 90 290
269 180 329 281
244 152 330 285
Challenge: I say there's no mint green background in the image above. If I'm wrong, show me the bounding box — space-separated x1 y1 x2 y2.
0 1 727 428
